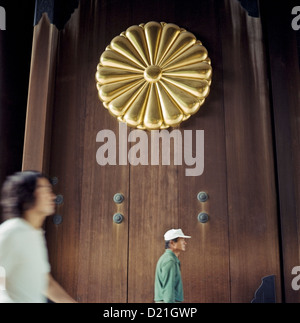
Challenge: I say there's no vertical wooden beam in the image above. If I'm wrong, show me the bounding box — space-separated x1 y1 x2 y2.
22 14 58 173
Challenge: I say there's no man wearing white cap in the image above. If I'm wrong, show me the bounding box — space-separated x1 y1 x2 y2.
154 229 191 303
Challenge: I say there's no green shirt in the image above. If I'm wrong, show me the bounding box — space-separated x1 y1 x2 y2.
154 249 184 303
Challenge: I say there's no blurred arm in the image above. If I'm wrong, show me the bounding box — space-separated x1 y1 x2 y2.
46 274 77 303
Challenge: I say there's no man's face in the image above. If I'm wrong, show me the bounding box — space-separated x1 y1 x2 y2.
172 238 187 253
32 178 56 217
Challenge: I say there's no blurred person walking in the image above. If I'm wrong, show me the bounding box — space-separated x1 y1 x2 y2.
0 171 76 303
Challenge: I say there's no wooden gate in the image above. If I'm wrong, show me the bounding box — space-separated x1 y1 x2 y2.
22 0 282 302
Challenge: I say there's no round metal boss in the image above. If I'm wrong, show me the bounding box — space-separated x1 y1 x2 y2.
197 191 208 202
113 213 124 224
55 194 64 205
198 212 209 223
113 193 125 204
53 214 63 225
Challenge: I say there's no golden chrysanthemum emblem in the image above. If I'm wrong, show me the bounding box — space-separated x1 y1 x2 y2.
96 21 212 130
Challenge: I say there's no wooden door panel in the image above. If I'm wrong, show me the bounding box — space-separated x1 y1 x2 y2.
220 0 282 302
46 3 131 302
126 0 231 303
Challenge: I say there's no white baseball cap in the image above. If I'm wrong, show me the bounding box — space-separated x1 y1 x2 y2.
164 229 191 241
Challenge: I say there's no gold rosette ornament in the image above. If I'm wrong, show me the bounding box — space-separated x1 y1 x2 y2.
96 21 212 130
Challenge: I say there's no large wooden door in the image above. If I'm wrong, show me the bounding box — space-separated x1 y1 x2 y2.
23 0 282 303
